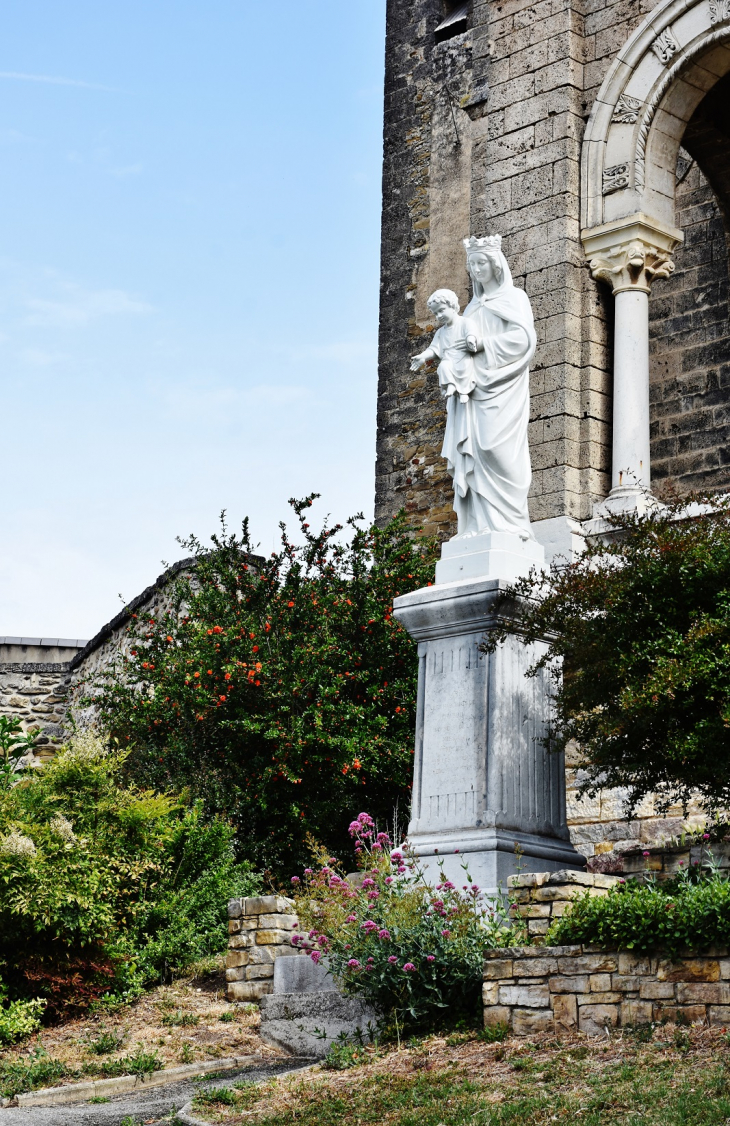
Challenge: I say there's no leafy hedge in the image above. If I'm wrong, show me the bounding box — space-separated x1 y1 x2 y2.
0 732 260 1026
548 876 730 957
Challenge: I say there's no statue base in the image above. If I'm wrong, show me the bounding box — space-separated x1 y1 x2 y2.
435 531 545 585
393 575 585 897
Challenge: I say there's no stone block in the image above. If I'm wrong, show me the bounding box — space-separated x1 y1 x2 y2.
244 964 274 981
590 974 612 992
484 1005 513 1028
513 958 558 977
259 914 298 930
260 992 379 1058
552 993 578 1027
675 982 730 1004
508 873 551 888
229 934 253 950
483 959 514 980
618 953 651 976
533 885 589 902
244 895 293 916
612 975 642 992
226 950 249 969
482 982 500 1006
256 930 297 946
577 991 622 1005
249 945 295 965
273 953 334 994
549 974 589 993
639 981 675 1000
621 1000 653 1025
708 1006 730 1026
512 1008 554 1035
519 904 553 917
559 954 618 974
228 919 242 935
228 899 243 919
579 1004 619 1036
227 980 272 1003
499 984 550 1008
658 959 720 983
225 967 246 982
528 919 550 936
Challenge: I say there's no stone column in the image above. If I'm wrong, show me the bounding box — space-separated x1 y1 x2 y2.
581 215 682 526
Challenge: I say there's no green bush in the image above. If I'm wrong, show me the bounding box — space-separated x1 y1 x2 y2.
0 732 260 1019
493 495 730 816
292 813 522 1031
548 872 730 957
87 498 436 876
0 993 45 1046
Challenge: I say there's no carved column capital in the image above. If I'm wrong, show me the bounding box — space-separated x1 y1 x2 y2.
581 212 683 294
588 239 675 294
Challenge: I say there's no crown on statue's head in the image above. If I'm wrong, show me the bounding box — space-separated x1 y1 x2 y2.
463 234 502 253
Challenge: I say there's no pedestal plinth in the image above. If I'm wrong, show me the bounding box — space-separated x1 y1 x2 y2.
393 574 585 893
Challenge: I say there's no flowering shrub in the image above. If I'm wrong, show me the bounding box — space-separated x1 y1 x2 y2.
88 498 436 876
548 867 730 957
292 813 522 1029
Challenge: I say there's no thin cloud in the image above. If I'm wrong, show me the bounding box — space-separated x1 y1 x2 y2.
25 286 153 328
0 71 118 93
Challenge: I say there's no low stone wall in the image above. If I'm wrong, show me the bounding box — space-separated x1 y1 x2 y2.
622 841 730 882
226 895 300 1003
483 945 730 1035
508 870 622 941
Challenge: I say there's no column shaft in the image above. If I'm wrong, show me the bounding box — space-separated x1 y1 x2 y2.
612 288 651 492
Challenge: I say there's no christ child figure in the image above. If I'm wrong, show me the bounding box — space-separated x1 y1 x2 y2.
410 289 479 403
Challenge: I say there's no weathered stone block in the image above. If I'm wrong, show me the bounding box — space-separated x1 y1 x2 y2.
225 967 246 982
611 975 642 992
227 980 272 1002
708 1005 730 1026
579 1003 619 1036
226 951 249 969
512 1008 554 1034
482 982 500 1006
590 974 612 992
549 974 589 993
513 958 558 977
618 953 651 976
577 991 622 1005
229 934 253 950
639 981 675 1000
256 930 296 946
675 982 730 1004
552 993 578 1027
657 959 720 983
484 1006 513 1029
559 954 618 974
259 914 298 930
244 895 293 916
527 920 551 936
228 919 242 935
499 984 550 1008
483 959 514 980
249 945 296 965
228 899 243 919
621 1000 653 1025
245 964 275 981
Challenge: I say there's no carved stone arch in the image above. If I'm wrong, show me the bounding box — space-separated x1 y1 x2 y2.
582 0 730 237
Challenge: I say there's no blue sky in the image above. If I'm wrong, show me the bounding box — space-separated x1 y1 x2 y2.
0 1 386 639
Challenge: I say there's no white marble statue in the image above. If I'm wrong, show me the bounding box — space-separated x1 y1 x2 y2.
412 236 537 540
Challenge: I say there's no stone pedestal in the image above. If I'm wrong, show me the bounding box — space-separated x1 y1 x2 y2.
393 574 584 893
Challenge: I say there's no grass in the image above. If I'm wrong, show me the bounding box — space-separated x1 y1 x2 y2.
189 1026 730 1125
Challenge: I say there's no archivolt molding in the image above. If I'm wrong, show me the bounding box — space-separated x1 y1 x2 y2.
581 0 730 236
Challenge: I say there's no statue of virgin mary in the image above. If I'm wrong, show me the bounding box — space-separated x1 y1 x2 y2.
442 235 537 539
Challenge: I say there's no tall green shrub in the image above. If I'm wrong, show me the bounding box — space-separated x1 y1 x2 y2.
86 498 436 876
490 495 730 816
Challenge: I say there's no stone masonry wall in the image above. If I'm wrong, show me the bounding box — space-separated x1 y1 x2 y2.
507 869 621 940
0 663 74 760
226 895 300 1003
483 943 730 1036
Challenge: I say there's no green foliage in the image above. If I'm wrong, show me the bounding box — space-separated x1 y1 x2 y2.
85 1027 125 1055
293 813 522 1031
194 1085 240 1107
0 732 260 1018
0 1047 71 1098
0 993 45 1045
0 716 38 791
548 871 730 957
492 496 730 814
87 498 436 875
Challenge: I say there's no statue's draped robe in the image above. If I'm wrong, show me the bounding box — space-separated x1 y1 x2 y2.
441 259 536 538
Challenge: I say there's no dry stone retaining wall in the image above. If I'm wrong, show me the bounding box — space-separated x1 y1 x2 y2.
226 895 300 1003
508 869 622 940
483 944 730 1036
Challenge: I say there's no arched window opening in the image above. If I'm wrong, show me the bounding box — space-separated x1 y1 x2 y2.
435 1 468 44
648 73 730 498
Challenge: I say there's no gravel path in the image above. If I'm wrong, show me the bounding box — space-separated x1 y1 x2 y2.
0 1058 313 1125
